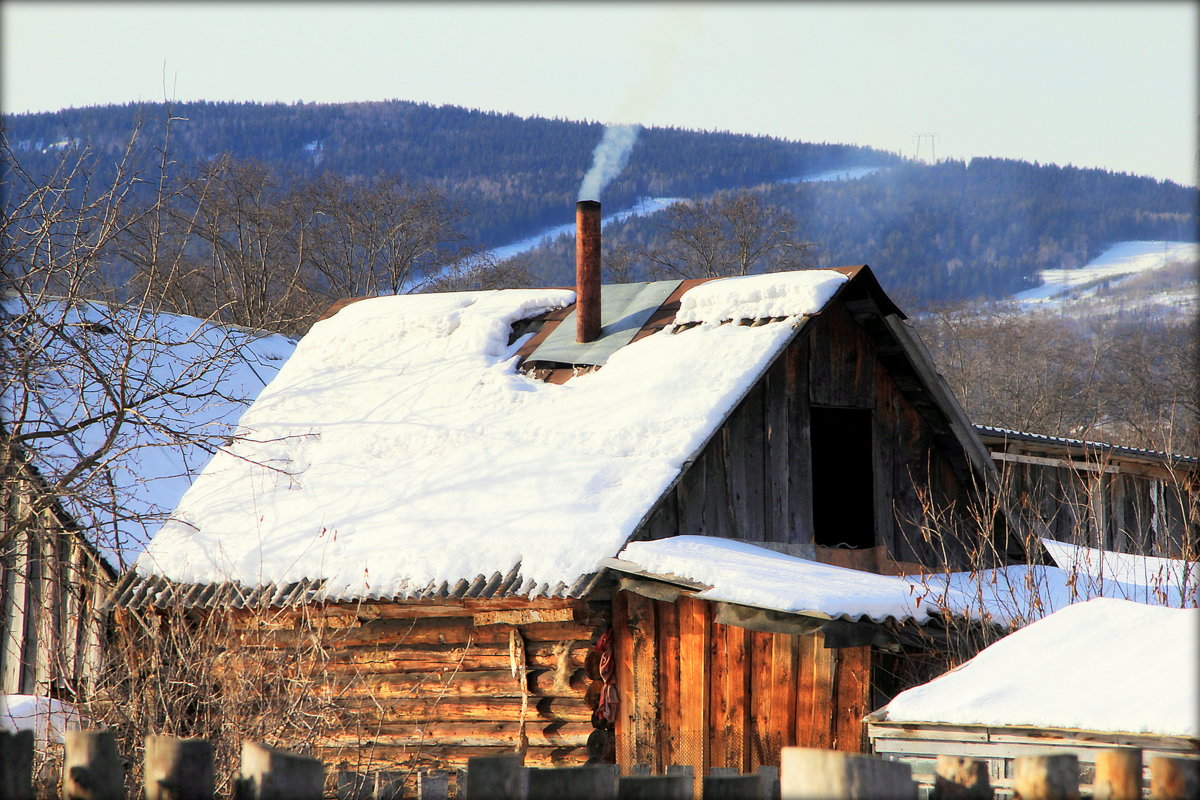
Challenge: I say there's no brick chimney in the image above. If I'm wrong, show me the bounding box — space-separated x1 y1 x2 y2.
575 200 601 343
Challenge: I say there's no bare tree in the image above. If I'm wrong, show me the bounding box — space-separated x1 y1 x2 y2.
645 191 816 279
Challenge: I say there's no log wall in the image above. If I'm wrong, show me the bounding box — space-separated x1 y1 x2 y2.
613 592 872 778
214 598 604 780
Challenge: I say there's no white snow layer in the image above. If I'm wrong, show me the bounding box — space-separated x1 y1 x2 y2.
1012 240 1198 304
878 598 1199 737
1041 538 1198 593
674 271 848 325
2 298 295 564
137 273 846 595
1 694 81 742
616 536 930 623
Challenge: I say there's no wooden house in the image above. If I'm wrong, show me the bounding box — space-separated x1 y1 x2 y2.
1 440 113 702
867 598 1199 797
112 203 1014 793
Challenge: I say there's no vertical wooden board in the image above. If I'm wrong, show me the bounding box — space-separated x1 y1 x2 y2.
787 344 814 546
806 311 833 407
613 591 637 771
833 646 871 753
793 633 817 748
748 630 793 770
626 592 661 770
34 530 57 691
874 366 898 557
725 381 767 542
655 600 681 770
677 597 709 778
764 359 790 544
702 436 735 540
707 621 751 772
810 636 836 751
19 532 40 694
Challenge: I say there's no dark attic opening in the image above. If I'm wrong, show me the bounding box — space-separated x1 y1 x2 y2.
811 406 875 549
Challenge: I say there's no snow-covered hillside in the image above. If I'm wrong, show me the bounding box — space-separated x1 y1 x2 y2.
1012 240 1198 320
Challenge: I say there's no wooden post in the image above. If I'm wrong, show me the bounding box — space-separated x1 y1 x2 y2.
703 774 762 800
779 748 915 800
757 765 780 800
1149 756 1200 800
465 755 527 800
1011 754 1079 800
616 775 692 800
417 770 450 800
334 771 371 800
62 729 124 800
527 766 618 800
237 741 323 800
374 771 406 800
1 730 35 800
1093 748 1141 800
931 755 992 800
143 735 214 800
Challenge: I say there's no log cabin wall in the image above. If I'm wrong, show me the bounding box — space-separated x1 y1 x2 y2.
612 591 871 778
634 300 982 570
198 597 604 785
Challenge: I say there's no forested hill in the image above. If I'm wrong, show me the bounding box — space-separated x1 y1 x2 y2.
1 99 888 247
3 99 1195 304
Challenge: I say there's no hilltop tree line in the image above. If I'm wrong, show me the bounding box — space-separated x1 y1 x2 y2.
2 100 886 250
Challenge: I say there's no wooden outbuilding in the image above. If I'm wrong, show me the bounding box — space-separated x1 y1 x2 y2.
113 256 1009 793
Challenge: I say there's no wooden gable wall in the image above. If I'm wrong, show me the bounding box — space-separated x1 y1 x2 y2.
633 300 984 570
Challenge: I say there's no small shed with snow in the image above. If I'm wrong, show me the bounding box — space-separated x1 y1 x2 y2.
112 204 1014 788
867 598 1200 796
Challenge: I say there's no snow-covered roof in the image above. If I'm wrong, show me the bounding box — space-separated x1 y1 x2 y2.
130 271 850 601
2 296 295 566
975 425 1200 466
873 598 1200 737
609 535 931 624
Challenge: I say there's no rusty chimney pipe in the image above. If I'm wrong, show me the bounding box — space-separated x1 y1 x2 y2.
576 200 602 343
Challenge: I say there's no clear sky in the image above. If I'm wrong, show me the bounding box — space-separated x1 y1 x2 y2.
3 2 1196 186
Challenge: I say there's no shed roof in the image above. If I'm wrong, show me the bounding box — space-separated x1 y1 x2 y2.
871 598 1199 737
118 267 987 609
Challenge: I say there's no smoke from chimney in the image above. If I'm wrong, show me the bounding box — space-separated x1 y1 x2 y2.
578 124 640 201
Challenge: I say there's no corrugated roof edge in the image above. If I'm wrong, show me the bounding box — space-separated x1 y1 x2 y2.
975 425 1200 466
107 568 605 611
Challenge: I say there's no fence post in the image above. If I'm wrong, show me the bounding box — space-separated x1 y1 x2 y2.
703 773 762 800
334 771 372 800
417 770 450 800
1011 754 1079 800
1093 748 1141 800
527 765 618 800
616 774 691 799
1 729 34 800
931 755 992 800
779 748 915 800
1149 756 1200 800
756 766 780 800
143 735 214 800
236 741 323 800
62 729 124 800
465 755 527 800
373 771 406 800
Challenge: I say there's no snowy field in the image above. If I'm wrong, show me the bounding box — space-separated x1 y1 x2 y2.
1012 240 1198 310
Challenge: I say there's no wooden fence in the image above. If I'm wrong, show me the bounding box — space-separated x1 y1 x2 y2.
2 729 1197 799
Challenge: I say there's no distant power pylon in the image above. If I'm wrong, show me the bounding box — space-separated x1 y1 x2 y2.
914 132 939 163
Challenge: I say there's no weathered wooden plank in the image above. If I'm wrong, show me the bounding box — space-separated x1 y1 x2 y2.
833 645 871 753
764 358 790 544
288 667 588 700
875 365 899 557
701 432 735 540
316 642 591 674
787 344 814 545
613 590 637 771
810 635 836 750
655 599 682 771
724 380 767 542
238 617 596 648
678 596 710 778
311 744 587 773
709 622 750 771
626 591 660 770
747 630 777 769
